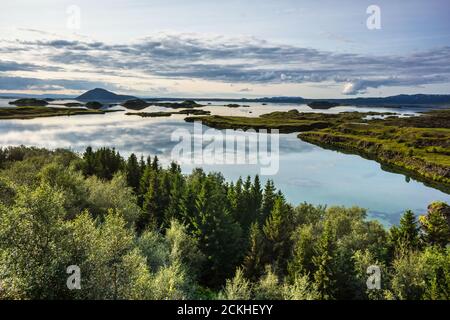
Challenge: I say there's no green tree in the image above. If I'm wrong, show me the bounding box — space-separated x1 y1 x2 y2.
261 179 276 224
125 153 141 193
262 197 293 275
419 202 450 247
86 173 141 225
242 222 264 281
190 173 242 287
0 184 70 299
254 267 283 300
220 268 252 300
312 220 336 300
390 210 420 251
140 170 161 230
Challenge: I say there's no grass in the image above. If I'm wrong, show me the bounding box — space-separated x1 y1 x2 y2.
0 106 110 120
185 108 450 191
126 109 211 117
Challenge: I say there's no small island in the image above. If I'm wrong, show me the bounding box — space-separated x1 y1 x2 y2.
307 101 340 109
153 100 204 109
85 101 103 109
9 98 49 107
125 111 173 117
121 99 150 110
126 109 211 118
0 106 110 120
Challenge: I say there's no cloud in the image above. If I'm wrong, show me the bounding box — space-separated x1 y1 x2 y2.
0 75 119 91
341 75 448 95
1 32 450 94
0 60 39 72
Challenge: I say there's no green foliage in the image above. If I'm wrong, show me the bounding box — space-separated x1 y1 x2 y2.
220 268 252 300
389 210 421 253
85 173 141 225
253 267 283 300
82 147 124 180
282 275 319 300
262 197 294 276
242 222 264 281
0 146 448 300
420 202 450 247
312 220 336 299
0 184 71 299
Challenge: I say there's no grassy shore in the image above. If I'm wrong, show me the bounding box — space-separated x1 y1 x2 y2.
0 106 112 120
185 109 450 191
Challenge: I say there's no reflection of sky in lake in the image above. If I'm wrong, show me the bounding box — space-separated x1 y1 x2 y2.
0 100 449 226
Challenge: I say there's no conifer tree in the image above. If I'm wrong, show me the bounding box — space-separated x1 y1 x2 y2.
242 222 264 281
262 196 293 275
420 202 450 247
390 210 420 250
312 221 336 300
261 180 276 224
125 153 141 193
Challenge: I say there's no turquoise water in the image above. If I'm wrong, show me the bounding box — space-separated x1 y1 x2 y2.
0 99 448 225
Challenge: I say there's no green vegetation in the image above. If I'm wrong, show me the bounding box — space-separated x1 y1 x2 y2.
9 98 49 106
187 109 450 191
0 146 448 300
0 106 109 120
122 99 150 110
307 101 340 109
85 101 103 109
153 100 203 109
126 109 211 118
300 109 450 190
126 111 174 117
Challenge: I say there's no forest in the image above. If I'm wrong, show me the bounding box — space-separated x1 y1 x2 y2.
0 146 449 300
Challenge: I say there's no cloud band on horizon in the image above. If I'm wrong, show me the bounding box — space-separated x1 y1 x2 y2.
1 32 450 96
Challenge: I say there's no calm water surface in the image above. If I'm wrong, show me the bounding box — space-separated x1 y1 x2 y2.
0 98 448 226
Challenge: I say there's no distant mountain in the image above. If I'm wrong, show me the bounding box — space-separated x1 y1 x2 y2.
138 94 450 106
326 94 450 106
76 88 137 102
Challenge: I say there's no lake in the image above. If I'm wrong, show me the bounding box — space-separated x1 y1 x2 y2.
0 98 448 226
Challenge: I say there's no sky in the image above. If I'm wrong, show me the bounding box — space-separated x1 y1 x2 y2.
0 0 449 98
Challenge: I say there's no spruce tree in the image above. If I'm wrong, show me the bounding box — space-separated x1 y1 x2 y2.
420 202 450 247
125 153 141 193
261 180 276 224
242 222 264 281
398 210 420 249
312 221 336 300
262 196 292 275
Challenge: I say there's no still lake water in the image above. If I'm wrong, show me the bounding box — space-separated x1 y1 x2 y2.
0 98 448 226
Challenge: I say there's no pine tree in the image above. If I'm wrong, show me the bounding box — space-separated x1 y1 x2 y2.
262 197 293 275
250 175 263 223
419 202 450 247
140 170 161 230
261 180 276 224
125 153 141 193
164 170 185 226
390 210 421 252
242 222 264 281
138 165 152 207
152 155 160 171
190 174 242 287
312 221 336 300
82 146 96 176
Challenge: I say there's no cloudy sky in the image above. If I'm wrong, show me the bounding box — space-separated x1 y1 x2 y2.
0 0 449 98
